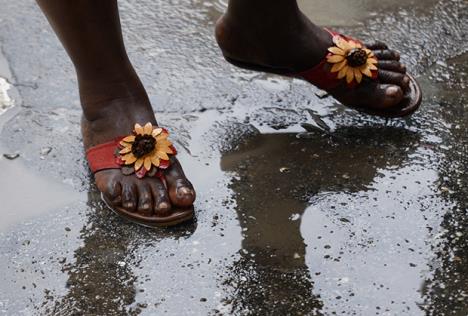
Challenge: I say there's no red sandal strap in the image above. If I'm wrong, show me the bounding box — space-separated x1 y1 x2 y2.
294 59 341 91
85 137 124 173
292 29 372 91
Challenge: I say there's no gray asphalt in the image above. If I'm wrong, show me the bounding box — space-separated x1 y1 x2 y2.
0 0 467 315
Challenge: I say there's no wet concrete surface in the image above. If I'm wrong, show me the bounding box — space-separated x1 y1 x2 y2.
0 0 466 315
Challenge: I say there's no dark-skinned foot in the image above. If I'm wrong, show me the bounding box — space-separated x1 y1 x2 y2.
80 79 196 224
215 11 414 114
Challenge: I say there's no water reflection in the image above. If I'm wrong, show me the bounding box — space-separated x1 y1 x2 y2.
220 127 420 314
420 53 468 316
48 185 197 315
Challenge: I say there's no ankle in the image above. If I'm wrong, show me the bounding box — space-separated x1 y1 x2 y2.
78 74 152 123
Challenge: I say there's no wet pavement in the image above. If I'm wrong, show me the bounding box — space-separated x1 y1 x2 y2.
0 0 467 315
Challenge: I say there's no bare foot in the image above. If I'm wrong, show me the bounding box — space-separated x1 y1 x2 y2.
81 79 196 221
215 11 411 111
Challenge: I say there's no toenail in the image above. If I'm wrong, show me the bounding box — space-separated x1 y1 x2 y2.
124 202 134 208
142 203 151 210
386 86 399 96
177 187 193 197
157 201 170 211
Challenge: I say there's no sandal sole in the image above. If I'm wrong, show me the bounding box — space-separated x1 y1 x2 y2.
224 56 422 118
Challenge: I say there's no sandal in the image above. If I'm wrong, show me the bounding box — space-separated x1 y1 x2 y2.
86 122 194 227
224 29 422 118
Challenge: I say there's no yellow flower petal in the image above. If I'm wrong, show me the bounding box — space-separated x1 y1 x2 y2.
369 64 378 71
348 41 361 49
122 135 135 142
151 155 160 167
152 128 163 137
337 66 348 79
123 153 137 165
354 68 363 83
346 67 355 84
134 158 144 171
157 146 173 155
368 58 378 65
331 60 347 73
142 123 152 135
144 156 152 171
119 147 131 154
157 151 169 161
134 123 144 135
157 140 172 148
334 36 351 51
156 143 172 153
156 133 169 142
328 47 345 56
327 55 345 63
361 67 373 77
364 48 373 56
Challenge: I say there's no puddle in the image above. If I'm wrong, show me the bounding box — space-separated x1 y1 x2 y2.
0 78 14 115
218 130 446 315
0 155 86 231
297 0 440 26
0 0 466 315
0 48 85 232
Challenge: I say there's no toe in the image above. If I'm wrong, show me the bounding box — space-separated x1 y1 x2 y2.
137 183 153 215
366 41 388 50
95 170 122 205
148 178 172 216
165 158 196 207
378 70 410 91
122 181 138 212
378 60 406 74
380 85 404 109
374 49 400 61
107 180 122 206
355 82 404 109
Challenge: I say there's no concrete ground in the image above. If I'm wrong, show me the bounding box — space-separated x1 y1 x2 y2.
0 0 466 315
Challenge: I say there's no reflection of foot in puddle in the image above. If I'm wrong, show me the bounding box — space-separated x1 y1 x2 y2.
220 127 419 314
47 186 197 315
0 106 84 231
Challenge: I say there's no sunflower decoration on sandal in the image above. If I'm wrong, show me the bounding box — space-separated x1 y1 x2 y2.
116 123 177 178
326 34 378 85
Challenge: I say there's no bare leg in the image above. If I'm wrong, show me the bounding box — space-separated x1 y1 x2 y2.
36 0 195 218
216 0 410 110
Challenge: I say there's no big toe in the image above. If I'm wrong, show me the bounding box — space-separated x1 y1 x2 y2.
353 82 404 110
165 159 196 207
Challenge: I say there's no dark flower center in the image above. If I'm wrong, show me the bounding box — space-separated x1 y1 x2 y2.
131 135 156 158
346 48 368 67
